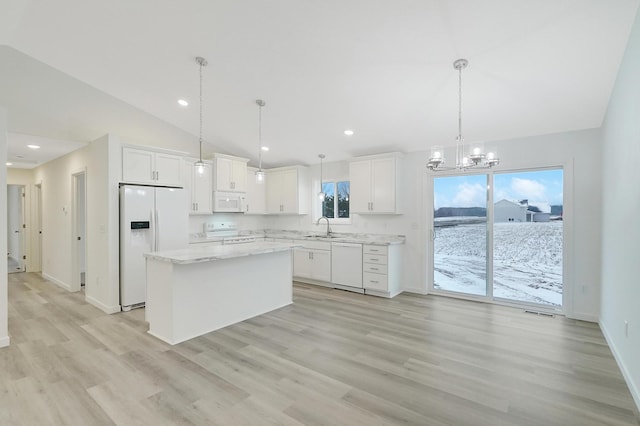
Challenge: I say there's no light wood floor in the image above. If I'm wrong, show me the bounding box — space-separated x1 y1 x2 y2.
2 273 638 425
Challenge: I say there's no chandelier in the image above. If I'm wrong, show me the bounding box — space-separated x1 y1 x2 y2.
427 59 499 171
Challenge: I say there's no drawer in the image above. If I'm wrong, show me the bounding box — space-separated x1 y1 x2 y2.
297 240 331 251
363 253 387 265
363 272 388 291
363 263 388 274
363 245 387 255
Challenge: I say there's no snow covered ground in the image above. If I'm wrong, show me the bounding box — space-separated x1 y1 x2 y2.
434 221 563 306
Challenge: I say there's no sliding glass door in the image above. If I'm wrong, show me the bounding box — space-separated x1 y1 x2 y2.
433 175 487 297
431 168 564 310
492 170 563 308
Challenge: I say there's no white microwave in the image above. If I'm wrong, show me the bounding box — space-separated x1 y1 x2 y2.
212 191 246 213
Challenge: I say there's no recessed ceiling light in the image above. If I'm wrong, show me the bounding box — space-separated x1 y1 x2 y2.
177 99 189 107
261 146 269 151
5 162 12 166
344 129 354 136
27 144 40 149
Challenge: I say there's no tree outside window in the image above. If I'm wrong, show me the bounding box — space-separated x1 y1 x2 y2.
321 181 349 218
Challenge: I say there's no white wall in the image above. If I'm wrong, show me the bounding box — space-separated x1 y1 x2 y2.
32 146 90 290
600 8 640 410
0 105 9 347
30 134 120 313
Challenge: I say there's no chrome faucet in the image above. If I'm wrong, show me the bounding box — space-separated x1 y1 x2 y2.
316 216 332 237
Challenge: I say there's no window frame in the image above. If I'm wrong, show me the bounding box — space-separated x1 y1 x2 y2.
313 179 352 225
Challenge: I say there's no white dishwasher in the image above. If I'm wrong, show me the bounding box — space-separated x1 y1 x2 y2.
331 242 363 288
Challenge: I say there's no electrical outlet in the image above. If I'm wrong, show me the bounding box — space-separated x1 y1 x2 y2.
624 321 629 337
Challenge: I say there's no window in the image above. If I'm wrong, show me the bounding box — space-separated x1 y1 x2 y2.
320 181 350 220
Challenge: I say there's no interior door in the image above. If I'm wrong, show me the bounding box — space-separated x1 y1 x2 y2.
7 185 25 273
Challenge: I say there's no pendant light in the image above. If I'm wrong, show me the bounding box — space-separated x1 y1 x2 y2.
427 58 499 171
194 56 208 175
318 154 326 201
255 99 266 184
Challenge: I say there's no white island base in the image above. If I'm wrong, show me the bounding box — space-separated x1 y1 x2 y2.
145 247 293 345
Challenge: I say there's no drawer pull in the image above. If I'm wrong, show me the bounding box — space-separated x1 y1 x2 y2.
371 280 378 283
370 267 378 271
370 258 379 261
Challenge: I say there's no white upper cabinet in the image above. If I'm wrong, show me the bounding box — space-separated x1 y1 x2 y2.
266 166 309 214
184 158 212 214
245 167 266 214
122 146 183 187
212 153 249 192
349 153 403 214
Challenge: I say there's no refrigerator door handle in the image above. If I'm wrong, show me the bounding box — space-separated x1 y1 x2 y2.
155 209 160 251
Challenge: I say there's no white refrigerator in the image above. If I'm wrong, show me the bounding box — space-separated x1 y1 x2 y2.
120 184 188 310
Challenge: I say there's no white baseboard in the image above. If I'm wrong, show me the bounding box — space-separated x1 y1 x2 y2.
566 312 599 323
85 295 121 314
402 286 428 295
42 273 71 291
0 335 10 348
600 320 640 412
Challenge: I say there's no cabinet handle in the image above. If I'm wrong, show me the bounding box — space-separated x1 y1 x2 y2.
370 267 378 271
371 280 379 284
196 202 199 211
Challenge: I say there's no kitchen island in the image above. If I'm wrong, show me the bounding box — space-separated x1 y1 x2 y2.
144 241 300 345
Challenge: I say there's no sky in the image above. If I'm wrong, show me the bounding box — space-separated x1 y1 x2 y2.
433 169 563 209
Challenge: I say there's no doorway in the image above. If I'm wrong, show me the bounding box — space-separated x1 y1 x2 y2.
71 171 86 292
6 184 26 273
33 183 42 272
430 168 564 311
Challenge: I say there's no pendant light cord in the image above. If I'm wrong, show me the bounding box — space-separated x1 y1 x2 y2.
457 63 463 166
258 103 262 171
199 58 204 162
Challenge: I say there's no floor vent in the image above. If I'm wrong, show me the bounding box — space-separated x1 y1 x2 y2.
524 310 555 318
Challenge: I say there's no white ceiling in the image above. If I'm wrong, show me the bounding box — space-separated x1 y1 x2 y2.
6 133 87 169
1 0 639 168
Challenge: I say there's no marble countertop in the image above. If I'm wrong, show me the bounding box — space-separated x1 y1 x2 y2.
145 241 301 264
260 230 405 246
188 229 406 246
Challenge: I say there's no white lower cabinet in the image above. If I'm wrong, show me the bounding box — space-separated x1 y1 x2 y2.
362 244 401 297
293 241 331 282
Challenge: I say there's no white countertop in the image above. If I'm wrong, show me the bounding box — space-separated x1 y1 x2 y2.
189 230 406 246
262 230 405 246
145 241 301 264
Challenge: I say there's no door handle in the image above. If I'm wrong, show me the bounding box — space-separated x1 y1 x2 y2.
77 236 81 240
